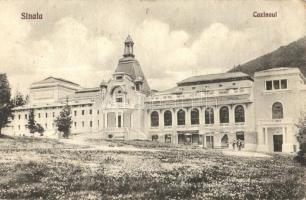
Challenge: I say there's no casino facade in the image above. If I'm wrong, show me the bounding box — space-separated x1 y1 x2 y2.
7 36 306 153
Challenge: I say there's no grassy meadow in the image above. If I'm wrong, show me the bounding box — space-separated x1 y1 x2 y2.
0 136 305 199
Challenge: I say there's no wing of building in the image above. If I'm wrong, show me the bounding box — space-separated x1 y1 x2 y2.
6 36 306 153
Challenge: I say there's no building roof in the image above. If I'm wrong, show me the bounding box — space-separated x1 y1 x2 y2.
125 35 134 44
115 36 150 93
32 76 80 86
75 87 100 93
177 72 253 86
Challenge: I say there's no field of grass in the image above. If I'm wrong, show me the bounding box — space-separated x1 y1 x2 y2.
0 136 305 199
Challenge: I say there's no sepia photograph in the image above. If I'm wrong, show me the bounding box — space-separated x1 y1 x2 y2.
0 0 306 199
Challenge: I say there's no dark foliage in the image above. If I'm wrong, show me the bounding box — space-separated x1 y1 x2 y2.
0 73 12 135
229 36 306 76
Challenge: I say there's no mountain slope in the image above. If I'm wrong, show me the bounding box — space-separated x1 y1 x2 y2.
228 36 306 76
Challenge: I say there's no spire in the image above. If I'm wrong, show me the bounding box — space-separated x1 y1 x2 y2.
123 35 135 58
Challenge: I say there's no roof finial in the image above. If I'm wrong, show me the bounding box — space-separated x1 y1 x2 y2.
123 35 135 58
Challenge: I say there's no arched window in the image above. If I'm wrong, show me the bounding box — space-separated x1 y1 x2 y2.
205 107 214 124
220 106 229 123
177 109 185 125
191 108 199 125
164 110 172 126
151 111 159 127
235 105 245 123
272 102 283 119
221 134 229 148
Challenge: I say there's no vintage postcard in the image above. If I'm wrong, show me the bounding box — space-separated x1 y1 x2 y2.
0 0 306 199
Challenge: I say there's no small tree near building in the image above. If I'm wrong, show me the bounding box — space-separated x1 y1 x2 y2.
27 109 36 134
54 103 72 138
295 114 306 166
26 109 45 136
35 123 45 136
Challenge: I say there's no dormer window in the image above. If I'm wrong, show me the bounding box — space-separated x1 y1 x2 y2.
116 76 123 80
136 83 140 91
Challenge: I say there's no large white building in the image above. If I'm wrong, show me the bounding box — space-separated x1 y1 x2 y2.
7 36 306 153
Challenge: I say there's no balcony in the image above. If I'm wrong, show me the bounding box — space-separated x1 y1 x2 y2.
145 88 251 103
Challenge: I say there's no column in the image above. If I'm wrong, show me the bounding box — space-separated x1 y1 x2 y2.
172 109 177 127
186 108 191 126
282 126 293 153
159 110 164 128
256 126 269 152
105 112 108 128
214 106 220 125
229 105 235 124
199 107 204 125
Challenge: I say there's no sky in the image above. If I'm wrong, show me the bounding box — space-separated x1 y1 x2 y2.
1 0 306 95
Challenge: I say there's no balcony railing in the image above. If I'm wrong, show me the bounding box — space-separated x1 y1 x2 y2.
148 122 246 131
257 118 294 126
146 88 251 102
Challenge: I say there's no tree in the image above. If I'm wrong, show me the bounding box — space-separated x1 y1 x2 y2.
26 109 36 134
11 91 28 107
26 109 45 136
295 114 306 166
35 123 45 136
54 103 72 138
0 74 12 135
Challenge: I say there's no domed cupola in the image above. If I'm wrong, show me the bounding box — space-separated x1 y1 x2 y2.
123 35 134 58
114 35 151 94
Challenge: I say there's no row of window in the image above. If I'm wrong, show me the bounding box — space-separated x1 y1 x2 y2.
17 109 100 120
151 102 284 127
150 105 245 127
265 79 287 91
16 120 99 131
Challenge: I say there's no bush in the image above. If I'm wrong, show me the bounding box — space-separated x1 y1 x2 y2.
295 143 306 166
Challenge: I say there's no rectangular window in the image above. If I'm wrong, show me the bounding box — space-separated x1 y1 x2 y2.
97 120 99 127
25 114 27 119
97 110 99 115
45 113 48 118
82 121 84 127
18 115 21 120
116 98 123 103
74 110 77 116
38 113 41 118
74 122 77 128
90 121 92 127
281 79 287 89
118 115 122 127
266 81 272 90
53 112 55 117
273 80 280 90
82 110 85 115
45 123 47 128
89 109 92 115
